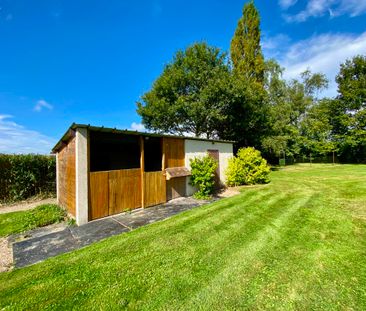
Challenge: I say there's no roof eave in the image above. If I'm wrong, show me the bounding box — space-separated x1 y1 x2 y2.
51 123 236 153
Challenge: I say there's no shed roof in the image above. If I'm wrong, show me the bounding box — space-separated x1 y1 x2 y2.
51 123 235 153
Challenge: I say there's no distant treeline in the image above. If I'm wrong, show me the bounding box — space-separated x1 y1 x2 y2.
0 154 56 203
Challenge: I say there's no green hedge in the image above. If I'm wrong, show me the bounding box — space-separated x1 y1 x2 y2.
0 154 56 203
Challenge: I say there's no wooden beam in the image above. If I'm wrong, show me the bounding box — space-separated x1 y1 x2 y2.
87 129 91 221
140 136 145 208
162 138 166 171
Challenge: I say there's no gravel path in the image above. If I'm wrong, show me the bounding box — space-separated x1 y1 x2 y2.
0 238 12 272
0 198 57 215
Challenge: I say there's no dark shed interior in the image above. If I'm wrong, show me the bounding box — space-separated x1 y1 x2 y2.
90 131 140 172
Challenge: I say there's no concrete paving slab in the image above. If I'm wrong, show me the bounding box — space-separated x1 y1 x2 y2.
12 196 215 268
13 229 78 268
69 218 129 246
8 222 68 245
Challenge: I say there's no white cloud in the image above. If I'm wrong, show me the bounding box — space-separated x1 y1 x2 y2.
279 0 298 10
262 33 291 58
130 122 145 132
283 0 366 22
272 32 366 97
0 115 56 154
34 99 53 112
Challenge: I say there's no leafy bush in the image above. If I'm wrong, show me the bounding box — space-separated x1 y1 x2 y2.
0 154 56 203
190 155 218 199
226 147 270 186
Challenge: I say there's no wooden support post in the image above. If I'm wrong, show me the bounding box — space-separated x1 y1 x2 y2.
162 138 166 172
87 129 91 221
140 136 145 208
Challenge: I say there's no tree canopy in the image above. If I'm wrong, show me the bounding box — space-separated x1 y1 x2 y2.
230 0 264 84
330 55 366 162
137 43 230 138
136 0 366 164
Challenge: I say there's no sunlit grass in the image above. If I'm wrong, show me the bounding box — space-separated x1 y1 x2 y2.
0 204 65 237
0 164 365 310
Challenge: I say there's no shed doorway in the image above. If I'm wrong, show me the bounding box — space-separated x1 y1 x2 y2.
88 132 167 221
207 149 221 189
142 136 166 207
89 132 142 220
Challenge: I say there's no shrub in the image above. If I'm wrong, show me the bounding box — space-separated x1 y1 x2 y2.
0 154 56 203
190 154 218 199
226 147 270 186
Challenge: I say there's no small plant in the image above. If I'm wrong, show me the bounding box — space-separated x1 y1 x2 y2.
226 147 270 186
190 154 218 199
67 218 76 226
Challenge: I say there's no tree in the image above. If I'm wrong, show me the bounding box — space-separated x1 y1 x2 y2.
225 1 268 149
218 75 268 148
299 98 336 157
137 43 230 138
261 59 329 161
329 55 366 163
230 0 264 84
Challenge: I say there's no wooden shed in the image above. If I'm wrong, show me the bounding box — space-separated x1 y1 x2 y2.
52 124 234 225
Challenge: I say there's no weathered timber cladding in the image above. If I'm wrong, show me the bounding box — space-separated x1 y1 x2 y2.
144 171 166 207
89 171 109 220
163 138 185 168
166 177 186 201
207 149 221 188
109 168 141 215
163 137 186 199
89 169 142 220
58 136 76 216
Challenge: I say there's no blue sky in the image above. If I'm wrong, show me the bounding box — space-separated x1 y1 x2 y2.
0 0 365 154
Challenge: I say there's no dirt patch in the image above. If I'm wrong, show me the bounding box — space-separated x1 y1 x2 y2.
216 187 241 198
0 238 12 272
0 197 57 215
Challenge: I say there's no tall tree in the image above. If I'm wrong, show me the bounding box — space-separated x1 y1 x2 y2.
261 59 329 160
329 55 366 162
225 0 268 150
230 0 264 84
218 75 268 148
137 42 230 138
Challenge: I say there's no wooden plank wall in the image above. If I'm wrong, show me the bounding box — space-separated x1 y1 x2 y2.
58 136 76 216
89 168 141 220
109 169 141 215
163 137 187 200
144 171 166 207
166 177 186 201
89 171 109 220
163 138 185 168
207 149 221 188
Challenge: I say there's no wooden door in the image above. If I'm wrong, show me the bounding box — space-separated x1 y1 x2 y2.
89 171 109 220
166 177 186 201
163 138 185 168
89 168 142 220
207 149 220 188
144 171 166 207
109 169 141 215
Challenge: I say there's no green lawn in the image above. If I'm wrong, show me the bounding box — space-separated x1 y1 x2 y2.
0 204 66 237
1 164 365 310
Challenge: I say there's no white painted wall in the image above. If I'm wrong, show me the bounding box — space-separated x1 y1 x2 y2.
75 128 89 225
184 139 233 196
